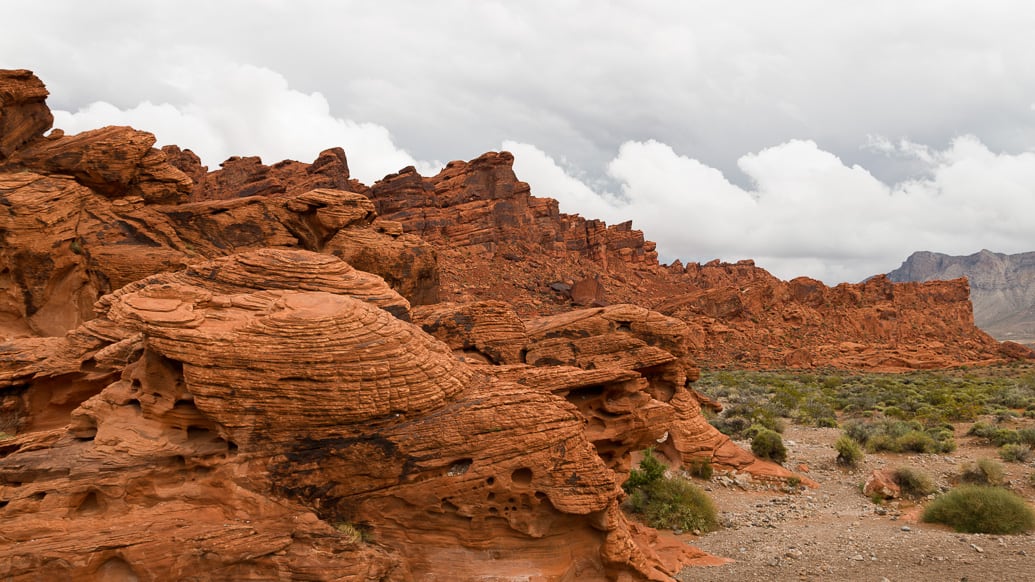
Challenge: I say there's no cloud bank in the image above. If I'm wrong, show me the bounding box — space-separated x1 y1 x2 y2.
52 62 439 184
509 136 1035 283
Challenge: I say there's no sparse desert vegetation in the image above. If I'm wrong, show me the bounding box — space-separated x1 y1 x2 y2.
678 363 1035 580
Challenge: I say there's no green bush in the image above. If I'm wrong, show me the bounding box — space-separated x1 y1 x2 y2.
896 430 939 453
960 458 1006 486
751 428 787 464
623 449 666 492
893 467 935 498
922 485 1035 534
834 434 863 467
1017 428 1035 446
628 476 718 533
624 451 718 533
999 443 1033 463
844 418 955 453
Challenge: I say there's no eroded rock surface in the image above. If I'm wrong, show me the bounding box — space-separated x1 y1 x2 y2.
2 263 718 580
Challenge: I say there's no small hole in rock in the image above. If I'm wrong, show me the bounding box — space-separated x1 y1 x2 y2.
511 467 533 485
447 458 472 477
186 426 213 441
76 490 103 515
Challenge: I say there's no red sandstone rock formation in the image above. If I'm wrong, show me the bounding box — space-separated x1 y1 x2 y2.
169 115 1023 370
2 70 745 580
1 249 722 580
0 68 1023 581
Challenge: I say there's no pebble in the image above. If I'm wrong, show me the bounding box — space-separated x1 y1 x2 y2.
970 544 983 553
901 526 911 532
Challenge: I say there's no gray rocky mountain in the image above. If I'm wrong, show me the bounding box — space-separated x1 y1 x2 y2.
888 250 1035 346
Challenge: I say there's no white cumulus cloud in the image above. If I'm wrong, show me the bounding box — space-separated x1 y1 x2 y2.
504 136 1035 284
51 62 440 184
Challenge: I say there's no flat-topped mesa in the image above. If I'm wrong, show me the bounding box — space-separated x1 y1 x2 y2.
368 151 659 269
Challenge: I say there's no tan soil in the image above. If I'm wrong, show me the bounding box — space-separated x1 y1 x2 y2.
674 423 1035 581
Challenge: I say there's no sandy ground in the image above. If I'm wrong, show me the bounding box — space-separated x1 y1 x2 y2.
674 424 1035 581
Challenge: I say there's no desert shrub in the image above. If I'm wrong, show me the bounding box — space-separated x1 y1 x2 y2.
623 449 666 492
750 428 787 464
688 459 714 480
967 421 1028 446
893 467 935 498
834 434 863 467
798 397 838 427
967 420 997 439
922 486 1035 534
1017 428 1035 446
624 452 718 533
960 458 1006 486
843 418 954 453
999 443 1033 463
334 522 367 543
896 430 939 453
843 420 875 444
628 476 719 533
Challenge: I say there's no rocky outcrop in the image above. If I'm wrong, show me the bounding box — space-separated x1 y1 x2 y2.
362 157 1016 371
889 249 1035 348
657 264 1014 369
0 69 52 159
0 249 723 580
0 172 436 340
414 300 812 485
369 155 659 268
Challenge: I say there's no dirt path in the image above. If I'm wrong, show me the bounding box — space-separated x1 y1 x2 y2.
675 425 1035 581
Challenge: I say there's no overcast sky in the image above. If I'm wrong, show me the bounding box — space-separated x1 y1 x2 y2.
4 1 1035 283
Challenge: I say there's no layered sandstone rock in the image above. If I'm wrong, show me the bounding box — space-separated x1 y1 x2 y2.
414 300 810 485
0 174 435 340
1 255 720 580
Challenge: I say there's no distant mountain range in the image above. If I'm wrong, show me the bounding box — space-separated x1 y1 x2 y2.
887 250 1035 346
